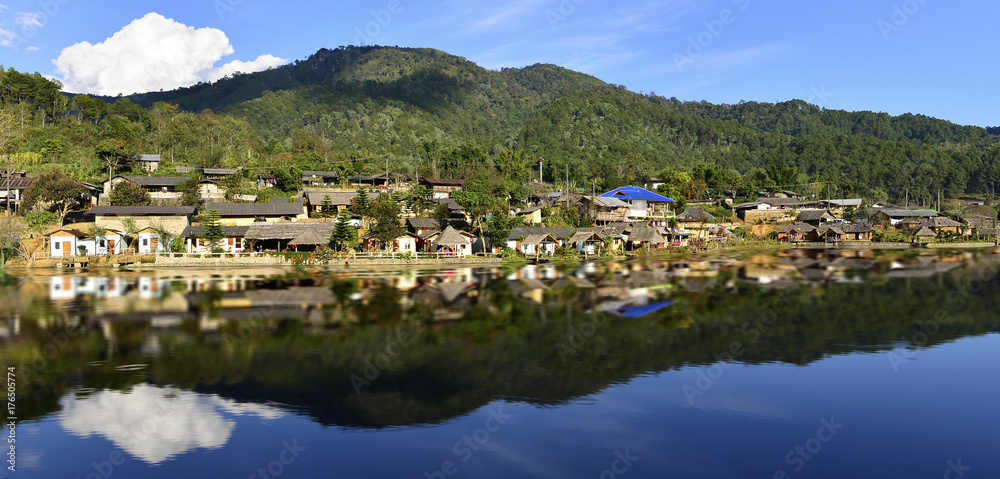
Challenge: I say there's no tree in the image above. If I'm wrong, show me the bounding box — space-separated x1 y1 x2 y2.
121 217 141 253
0 214 27 267
319 195 335 218
454 174 508 239
177 177 203 207
485 214 523 253
202 209 224 251
351 187 373 228
272 160 301 192
109 180 152 206
21 170 88 226
369 196 404 250
330 211 357 251
94 139 129 184
405 184 434 216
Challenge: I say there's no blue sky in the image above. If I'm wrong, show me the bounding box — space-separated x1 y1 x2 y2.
1 0 996 126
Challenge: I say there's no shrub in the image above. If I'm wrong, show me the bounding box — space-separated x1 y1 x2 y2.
25 211 60 229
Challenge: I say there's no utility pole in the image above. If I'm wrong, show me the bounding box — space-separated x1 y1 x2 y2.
538 157 544 184
566 163 569 210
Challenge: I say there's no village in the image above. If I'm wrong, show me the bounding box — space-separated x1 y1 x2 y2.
3 155 998 267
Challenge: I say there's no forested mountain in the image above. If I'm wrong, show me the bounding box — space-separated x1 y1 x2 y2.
1 45 998 206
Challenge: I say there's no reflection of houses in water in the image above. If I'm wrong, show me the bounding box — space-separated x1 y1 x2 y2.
50 276 129 301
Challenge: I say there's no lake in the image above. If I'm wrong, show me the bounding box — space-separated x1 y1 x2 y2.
2 249 999 478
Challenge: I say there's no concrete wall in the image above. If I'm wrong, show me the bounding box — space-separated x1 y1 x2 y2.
740 209 796 223
95 215 191 237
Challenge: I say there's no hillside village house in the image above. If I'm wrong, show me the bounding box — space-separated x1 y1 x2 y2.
180 225 250 253
580 196 630 224
88 206 197 237
303 191 379 216
515 206 544 224
102 176 224 202
598 186 675 219
45 228 128 258
205 199 308 226
136 227 169 254
420 178 464 199
134 154 160 172
0 177 36 213
302 171 340 187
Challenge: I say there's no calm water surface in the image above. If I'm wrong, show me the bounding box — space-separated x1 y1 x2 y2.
2 249 999 478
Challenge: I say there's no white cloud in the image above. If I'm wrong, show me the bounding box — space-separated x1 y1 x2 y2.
59 385 285 464
26 45 39 52
0 27 13 47
52 12 287 95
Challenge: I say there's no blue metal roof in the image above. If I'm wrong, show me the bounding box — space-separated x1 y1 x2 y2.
612 300 675 318
599 186 675 202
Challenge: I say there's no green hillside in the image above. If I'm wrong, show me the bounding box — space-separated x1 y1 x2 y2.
2 45 999 206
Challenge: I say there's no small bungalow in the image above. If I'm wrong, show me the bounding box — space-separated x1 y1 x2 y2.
137 227 168 254
46 228 129 257
46 229 87 258
420 178 464 199
568 231 603 255
676 207 717 223
795 210 836 226
425 226 473 256
303 191 379 216
518 233 558 256
920 216 963 235
205 199 308 226
776 223 817 243
258 174 276 188
406 218 469 237
88 206 197 237
599 186 675 218
515 206 544 225
180 225 250 253
915 226 937 243
203 168 241 180
302 171 340 187
360 231 418 253
868 208 938 226
815 224 848 243
133 154 160 172
580 196 630 224
0 177 37 213
243 223 334 251
627 227 666 251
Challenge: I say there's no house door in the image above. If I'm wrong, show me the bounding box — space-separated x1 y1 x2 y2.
108 239 116 254
63 242 71 257
150 237 158 251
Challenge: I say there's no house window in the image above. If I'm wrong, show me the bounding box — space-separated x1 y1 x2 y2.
100 240 105 248
142 239 148 246
55 242 60 250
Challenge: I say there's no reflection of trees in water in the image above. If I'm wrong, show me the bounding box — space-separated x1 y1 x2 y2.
4 261 1000 429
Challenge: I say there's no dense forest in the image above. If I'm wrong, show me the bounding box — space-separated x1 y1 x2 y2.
1 45 998 206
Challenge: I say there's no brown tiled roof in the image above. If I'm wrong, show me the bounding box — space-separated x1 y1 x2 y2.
205 202 304 217
0 177 36 189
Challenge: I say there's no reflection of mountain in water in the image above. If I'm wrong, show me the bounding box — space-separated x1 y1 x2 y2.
59 385 284 464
